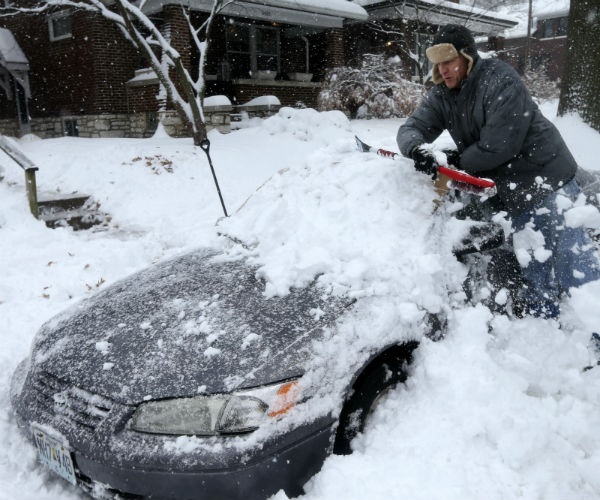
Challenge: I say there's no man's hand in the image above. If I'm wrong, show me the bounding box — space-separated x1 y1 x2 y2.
410 147 438 178
443 149 461 168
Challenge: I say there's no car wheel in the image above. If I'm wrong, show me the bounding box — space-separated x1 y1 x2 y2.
333 354 409 455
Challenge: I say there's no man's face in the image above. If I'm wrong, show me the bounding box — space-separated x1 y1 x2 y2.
438 55 468 88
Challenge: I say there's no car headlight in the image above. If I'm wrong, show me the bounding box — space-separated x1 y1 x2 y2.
130 379 300 435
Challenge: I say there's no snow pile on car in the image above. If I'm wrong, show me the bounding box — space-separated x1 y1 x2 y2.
218 108 600 497
216 108 477 425
219 108 468 305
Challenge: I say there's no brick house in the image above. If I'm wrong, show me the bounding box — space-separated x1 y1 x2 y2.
0 0 518 140
346 0 517 83
0 0 368 138
497 4 569 82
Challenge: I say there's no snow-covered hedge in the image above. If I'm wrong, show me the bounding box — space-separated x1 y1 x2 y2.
317 54 426 119
522 66 560 104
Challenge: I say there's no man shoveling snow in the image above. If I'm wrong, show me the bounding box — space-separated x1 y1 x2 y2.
397 24 600 324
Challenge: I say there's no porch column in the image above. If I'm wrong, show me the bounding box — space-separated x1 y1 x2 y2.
162 5 191 71
159 5 192 114
325 28 345 68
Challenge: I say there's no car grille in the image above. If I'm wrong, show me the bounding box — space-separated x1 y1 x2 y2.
31 370 114 432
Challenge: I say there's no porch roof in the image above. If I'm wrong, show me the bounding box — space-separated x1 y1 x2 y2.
141 0 368 28
0 28 29 72
355 0 518 35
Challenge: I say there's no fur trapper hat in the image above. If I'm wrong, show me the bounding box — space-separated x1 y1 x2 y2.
426 24 479 85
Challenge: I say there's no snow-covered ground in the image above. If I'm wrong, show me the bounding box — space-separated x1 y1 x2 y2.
1 102 600 499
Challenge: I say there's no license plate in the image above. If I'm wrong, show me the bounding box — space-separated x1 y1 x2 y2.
32 427 77 486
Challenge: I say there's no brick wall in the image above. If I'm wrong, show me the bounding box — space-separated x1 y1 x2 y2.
163 6 191 70
0 9 138 117
162 5 192 98
325 28 345 68
1 10 94 117
127 83 161 114
499 35 566 82
89 13 139 114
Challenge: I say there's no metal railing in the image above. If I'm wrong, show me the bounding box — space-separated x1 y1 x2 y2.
0 135 38 217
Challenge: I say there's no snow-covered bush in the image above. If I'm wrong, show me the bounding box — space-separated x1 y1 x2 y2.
522 66 560 104
317 54 426 119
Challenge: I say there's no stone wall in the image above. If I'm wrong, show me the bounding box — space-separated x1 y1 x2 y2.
0 106 232 139
0 119 20 137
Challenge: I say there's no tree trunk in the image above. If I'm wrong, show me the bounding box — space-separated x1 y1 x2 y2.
524 0 532 70
558 0 600 132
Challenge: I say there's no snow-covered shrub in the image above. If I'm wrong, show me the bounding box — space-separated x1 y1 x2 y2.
318 54 426 119
522 66 560 103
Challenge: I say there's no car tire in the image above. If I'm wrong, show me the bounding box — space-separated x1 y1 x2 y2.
333 352 410 455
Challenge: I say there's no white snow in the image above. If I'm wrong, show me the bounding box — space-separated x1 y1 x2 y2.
0 27 29 67
356 0 517 24
565 205 600 229
1 100 600 500
204 94 232 107
126 68 158 84
241 95 282 107
254 0 368 20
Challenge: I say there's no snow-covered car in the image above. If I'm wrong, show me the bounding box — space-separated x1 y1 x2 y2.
11 246 429 499
9 143 600 500
9 191 522 500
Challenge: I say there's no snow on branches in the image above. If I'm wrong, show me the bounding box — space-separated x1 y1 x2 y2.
318 54 426 119
522 66 560 104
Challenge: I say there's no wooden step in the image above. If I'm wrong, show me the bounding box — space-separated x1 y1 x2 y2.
38 208 108 230
38 193 91 212
37 194 109 230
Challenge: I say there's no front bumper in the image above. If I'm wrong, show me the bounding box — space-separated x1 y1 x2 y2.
11 362 336 500
74 423 334 500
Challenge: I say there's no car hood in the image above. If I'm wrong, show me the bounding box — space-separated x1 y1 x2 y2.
31 248 348 405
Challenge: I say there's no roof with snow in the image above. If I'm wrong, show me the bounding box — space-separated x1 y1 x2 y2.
355 0 518 35
495 0 569 39
141 0 368 28
0 28 29 71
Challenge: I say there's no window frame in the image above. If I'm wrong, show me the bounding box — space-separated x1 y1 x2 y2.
225 21 280 79
48 10 73 42
541 19 554 38
556 17 568 37
540 17 568 39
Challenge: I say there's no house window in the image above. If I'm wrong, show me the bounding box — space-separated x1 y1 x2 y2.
557 17 568 36
225 22 280 79
63 119 78 137
541 19 554 38
145 112 158 134
48 11 72 41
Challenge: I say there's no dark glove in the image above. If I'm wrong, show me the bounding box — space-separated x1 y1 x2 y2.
410 146 438 179
443 149 461 168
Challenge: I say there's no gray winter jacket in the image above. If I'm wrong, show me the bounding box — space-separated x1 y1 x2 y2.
397 57 577 215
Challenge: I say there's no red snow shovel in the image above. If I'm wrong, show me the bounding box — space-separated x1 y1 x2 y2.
355 136 496 191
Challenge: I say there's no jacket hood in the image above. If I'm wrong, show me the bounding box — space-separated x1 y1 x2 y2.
30 248 349 404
